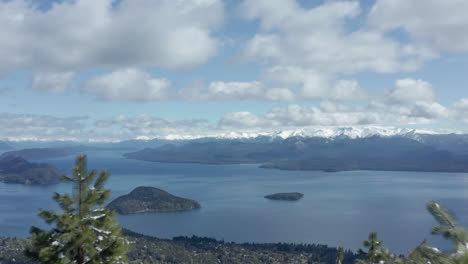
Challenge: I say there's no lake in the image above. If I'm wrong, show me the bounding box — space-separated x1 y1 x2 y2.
1 150 468 254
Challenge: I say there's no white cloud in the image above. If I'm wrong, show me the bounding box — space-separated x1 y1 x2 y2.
84 68 171 101
0 112 213 141
95 114 212 140
0 0 223 74
265 88 296 101
177 80 297 101
0 99 458 141
406 102 448 120
30 71 75 94
236 0 439 103
217 112 266 128
386 78 436 104
0 113 91 141
207 81 264 100
368 0 468 52
453 98 468 122
330 80 368 101
262 66 368 101
241 0 436 74
219 101 448 130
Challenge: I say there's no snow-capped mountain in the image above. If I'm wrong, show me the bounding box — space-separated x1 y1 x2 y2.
155 126 444 141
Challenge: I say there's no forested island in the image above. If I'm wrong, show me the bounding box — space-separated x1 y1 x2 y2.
108 186 201 214
0 155 63 185
265 192 304 201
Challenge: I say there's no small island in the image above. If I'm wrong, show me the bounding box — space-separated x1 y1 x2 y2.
264 192 304 201
108 186 201 214
0 155 63 185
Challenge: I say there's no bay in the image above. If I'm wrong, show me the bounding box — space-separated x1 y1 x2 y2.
1 150 468 254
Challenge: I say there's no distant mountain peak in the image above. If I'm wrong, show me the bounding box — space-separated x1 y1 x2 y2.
154 126 440 141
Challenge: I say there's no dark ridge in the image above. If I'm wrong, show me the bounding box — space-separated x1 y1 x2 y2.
0 155 62 185
125 136 468 172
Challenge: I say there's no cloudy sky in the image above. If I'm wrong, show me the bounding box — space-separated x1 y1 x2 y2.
0 0 468 141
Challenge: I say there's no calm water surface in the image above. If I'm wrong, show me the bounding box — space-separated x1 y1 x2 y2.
1 150 468 254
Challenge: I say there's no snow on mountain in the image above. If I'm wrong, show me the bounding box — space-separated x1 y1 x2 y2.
156 126 442 141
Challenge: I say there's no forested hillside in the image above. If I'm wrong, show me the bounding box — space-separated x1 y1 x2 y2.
0 230 358 264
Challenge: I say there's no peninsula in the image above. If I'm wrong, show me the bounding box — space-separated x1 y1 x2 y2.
0 155 63 185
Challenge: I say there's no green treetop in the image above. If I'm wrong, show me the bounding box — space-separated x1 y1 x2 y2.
356 232 394 264
354 201 468 264
26 154 128 264
336 246 344 264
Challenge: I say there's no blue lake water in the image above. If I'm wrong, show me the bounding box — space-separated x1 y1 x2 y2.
1 150 468 254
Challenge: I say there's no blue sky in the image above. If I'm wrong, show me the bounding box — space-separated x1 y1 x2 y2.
0 0 468 141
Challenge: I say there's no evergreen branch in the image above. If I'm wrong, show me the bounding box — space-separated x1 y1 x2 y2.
427 201 457 228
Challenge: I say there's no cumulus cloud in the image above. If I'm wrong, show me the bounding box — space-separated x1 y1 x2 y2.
331 80 368 101
406 102 448 120
453 98 468 122
30 71 75 94
207 81 264 100
0 112 213 141
95 115 212 140
84 68 171 101
177 80 297 101
0 113 91 141
0 0 223 74
265 88 296 101
385 78 436 104
0 98 457 141
219 101 448 130
368 0 468 52
218 112 266 128
262 66 368 101
235 0 440 103
89 104 450 140
241 0 436 74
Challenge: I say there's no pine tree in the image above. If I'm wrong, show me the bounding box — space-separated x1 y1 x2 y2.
352 202 468 264
405 201 468 264
336 246 344 264
26 154 128 264
359 232 382 263
355 232 394 264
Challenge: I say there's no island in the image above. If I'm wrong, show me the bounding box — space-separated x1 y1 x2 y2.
264 192 304 201
107 186 201 214
0 155 63 185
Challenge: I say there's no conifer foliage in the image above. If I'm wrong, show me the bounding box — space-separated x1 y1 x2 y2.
354 201 468 264
336 246 344 264
405 201 468 264
26 154 128 264
356 232 393 264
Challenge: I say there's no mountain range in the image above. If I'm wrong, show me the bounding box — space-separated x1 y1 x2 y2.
2 126 468 173
123 127 468 172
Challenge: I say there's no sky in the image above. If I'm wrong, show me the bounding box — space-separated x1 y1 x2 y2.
0 0 468 141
